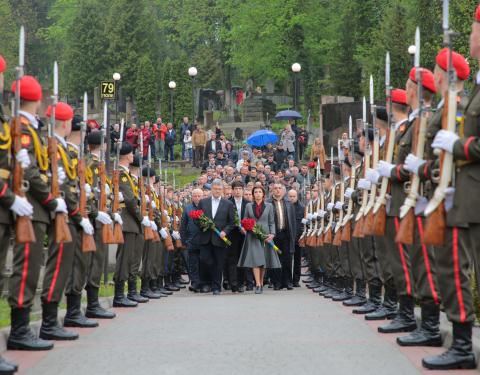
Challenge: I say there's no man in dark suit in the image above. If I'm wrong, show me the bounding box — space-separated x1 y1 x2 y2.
204 133 222 159
164 122 176 161
197 179 235 295
227 181 248 292
288 188 305 287
269 182 297 290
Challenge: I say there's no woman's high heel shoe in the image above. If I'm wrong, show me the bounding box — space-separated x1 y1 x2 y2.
255 286 261 294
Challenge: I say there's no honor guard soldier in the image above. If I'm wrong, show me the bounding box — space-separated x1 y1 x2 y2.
8 76 66 351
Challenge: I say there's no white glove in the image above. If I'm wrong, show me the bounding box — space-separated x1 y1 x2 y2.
141 216 151 227
167 216 171 223
105 184 111 196
96 211 112 225
151 221 158 231
311 212 318 220
172 231 181 240
113 212 123 225
366 168 380 184
431 130 459 153
10 196 33 216
306 213 313 220
16 149 30 169
118 192 124 202
357 178 371 190
404 153 425 174
151 200 156 209
80 217 94 235
85 183 92 197
377 161 395 177
301 218 308 224
334 201 343 210
160 227 168 239
327 202 334 211
54 198 67 213
163 209 168 216
344 187 354 199
145 195 150 203
58 166 67 185
318 210 326 218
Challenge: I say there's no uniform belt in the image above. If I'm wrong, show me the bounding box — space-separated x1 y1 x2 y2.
456 160 473 168
119 203 126 208
0 169 10 180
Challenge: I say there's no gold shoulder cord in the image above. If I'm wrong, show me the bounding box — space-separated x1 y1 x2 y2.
123 171 138 198
0 122 11 150
85 165 93 186
26 125 49 171
57 145 77 180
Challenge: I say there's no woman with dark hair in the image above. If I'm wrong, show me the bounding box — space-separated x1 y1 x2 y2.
224 142 238 163
238 186 281 294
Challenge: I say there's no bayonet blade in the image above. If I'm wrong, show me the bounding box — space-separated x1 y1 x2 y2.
442 0 449 31
348 116 352 139
369 75 374 108
19 26 25 71
362 97 366 124
414 27 420 68
53 61 58 97
385 52 390 87
83 92 88 123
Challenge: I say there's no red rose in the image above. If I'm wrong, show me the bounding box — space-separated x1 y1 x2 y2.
189 210 204 220
241 218 256 231
307 161 316 169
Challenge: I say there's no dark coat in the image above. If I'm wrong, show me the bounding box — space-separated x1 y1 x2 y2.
165 129 176 146
204 140 222 157
197 197 235 248
267 198 297 254
180 203 203 249
292 201 305 238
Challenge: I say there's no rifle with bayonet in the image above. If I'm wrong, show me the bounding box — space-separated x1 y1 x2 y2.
79 104 96 252
332 140 345 246
12 26 36 243
139 136 154 241
99 102 114 244
158 161 174 251
373 52 394 236
49 61 72 244
423 0 455 246
146 146 160 243
396 27 428 245
111 118 124 244
323 148 335 243
342 122 356 242
315 161 325 246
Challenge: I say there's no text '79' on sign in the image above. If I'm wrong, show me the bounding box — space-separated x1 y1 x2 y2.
101 81 116 100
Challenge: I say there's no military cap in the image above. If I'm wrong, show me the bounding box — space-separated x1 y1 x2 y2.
435 48 470 81
11 75 42 101
142 166 156 177
119 141 133 155
0 55 6 73
45 102 74 122
87 130 102 145
409 67 437 94
376 106 388 122
72 114 82 131
391 89 407 105
130 154 140 167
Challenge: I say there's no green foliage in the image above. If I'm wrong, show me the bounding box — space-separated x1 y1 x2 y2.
135 55 157 123
0 0 18 84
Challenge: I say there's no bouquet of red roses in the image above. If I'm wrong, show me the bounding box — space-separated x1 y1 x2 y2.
241 218 281 253
189 209 232 246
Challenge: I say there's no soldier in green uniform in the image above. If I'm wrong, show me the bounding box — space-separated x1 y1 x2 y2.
7 76 65 351
84 129 118 319
38 102 82 341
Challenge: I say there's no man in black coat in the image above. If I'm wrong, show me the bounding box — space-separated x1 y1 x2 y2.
204 133 222 159
197 179 235 295
268 182 297 290
226 181 248 292
288 188 305 287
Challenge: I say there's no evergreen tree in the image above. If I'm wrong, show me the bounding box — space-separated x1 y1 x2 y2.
135 55 157 123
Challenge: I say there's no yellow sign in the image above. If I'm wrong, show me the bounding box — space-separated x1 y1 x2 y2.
101 81 116 100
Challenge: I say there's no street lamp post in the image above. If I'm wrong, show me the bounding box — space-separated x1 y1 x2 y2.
168 80 176 124
188 66 197 125
408 45 416 67
291 63 301 110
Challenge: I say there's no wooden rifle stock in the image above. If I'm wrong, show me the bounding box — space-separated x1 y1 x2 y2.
111 169 124 244
363 210 375 235
173 203 183 248
373 204 386 236
332 226 342 246
352 217 364 238
395 208 414 245
341 220 351 242
147 184 160 243
12 116 36 243
424 202 446 246
159 195 174 251
48 136 72 244
323 227 332 244
78 158 96 252
139 176 154 241
99 161 115 244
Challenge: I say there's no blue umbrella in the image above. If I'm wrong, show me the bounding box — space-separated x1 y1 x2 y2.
275 109 302 120
246 129 279 147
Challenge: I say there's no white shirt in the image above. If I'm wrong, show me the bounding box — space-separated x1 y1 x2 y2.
19 110 39 129
212 196 221 218
234 197 242 220
211 141 216 152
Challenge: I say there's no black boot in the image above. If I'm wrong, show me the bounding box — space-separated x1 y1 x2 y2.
343 279 367 306
397 302 442 347
112 281 137 307
156 276 173 295
422 322 476 370
127 279 149 303
140 278 162 299
324 278 342 299
318 276 335 295
0 355 17 375
7 307 54 351
150 279 169 297
306 271 322 289
365 283 398 320
39 302 78 341
85 286 116 319
378 295 417 333
353 280 382 314
64 294 99 328
164 275 180 292
333 277 354 301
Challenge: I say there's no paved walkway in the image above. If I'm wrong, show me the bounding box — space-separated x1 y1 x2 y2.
5 287 479 375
